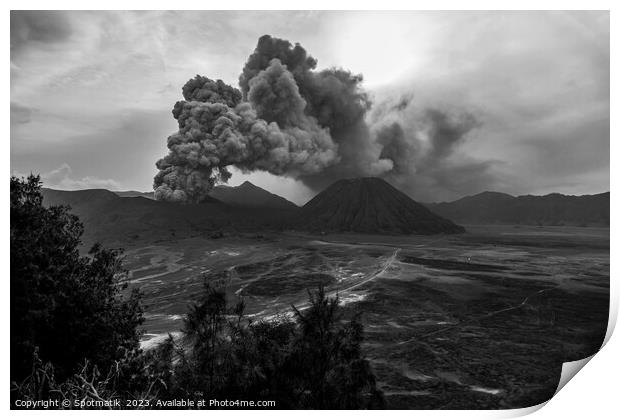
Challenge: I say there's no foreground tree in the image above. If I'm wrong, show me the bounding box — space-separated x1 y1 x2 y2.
288 288 384 408
10 175 144 385
161 280 385 409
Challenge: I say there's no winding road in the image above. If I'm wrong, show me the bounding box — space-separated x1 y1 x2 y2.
292 247 401 312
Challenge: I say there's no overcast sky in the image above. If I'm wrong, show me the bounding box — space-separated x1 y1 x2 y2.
10 10 609 204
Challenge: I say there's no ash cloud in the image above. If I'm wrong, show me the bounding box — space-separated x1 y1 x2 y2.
154 34 482 203
369 95 489 200
153 61 337 202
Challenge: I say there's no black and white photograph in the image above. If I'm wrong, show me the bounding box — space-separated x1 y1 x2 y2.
8 6 612 411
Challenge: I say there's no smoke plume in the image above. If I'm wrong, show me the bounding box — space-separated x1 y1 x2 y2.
154 34 480 203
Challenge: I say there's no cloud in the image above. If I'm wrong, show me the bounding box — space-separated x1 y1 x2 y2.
10 11 73 56
16 164 123 191
10 102 32 125
11 108 174 193
374 11 609 198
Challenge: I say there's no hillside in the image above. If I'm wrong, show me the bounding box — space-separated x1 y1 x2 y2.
41 188 297 247
113 182 297 210
427 191 610 226
208 181 298 210
299 178 464 234
114 190 154 199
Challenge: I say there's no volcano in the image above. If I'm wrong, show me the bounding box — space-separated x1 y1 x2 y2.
299 178 464 234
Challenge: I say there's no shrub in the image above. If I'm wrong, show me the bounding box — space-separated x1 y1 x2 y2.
161 280 385 409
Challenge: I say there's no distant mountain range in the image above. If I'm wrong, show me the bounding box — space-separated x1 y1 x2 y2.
41 180 608 246
113 182 297 210
426 191 609 227
300 178 464 234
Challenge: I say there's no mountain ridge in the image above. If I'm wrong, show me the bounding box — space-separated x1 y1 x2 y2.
208 181 298 210
426 191 609 226
113 182 298 210
40 182 608 248
41 187 295 246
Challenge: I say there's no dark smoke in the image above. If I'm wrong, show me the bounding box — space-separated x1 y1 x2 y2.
154 34 480 203
153 67 337 202
369 95 484 200
182 75 242 106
